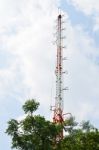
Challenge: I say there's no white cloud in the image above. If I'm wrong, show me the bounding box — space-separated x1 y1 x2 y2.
68 0 99 32
63 21 99 122
68 0 99 15
93 16 99 32
0 0 61 118
0 0 99 126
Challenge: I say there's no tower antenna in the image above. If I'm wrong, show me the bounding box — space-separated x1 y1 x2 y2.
52 10 72 142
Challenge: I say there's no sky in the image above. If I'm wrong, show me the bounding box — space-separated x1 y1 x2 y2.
0 0 99 149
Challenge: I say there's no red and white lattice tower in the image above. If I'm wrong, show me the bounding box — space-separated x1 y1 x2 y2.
53 13 65 141
51 11 72 142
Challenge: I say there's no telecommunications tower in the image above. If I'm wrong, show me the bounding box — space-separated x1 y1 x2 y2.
52 11 71 141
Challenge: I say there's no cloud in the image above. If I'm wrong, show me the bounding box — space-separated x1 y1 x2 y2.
62 19 99 122
0 0 99 127
68 0 99 15
67 0 99 32
0 1 60 149
0 0 62 120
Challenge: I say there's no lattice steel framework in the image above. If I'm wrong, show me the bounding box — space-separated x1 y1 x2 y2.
53 13 64 141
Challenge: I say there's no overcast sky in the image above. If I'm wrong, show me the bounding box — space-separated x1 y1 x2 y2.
0 0 99 149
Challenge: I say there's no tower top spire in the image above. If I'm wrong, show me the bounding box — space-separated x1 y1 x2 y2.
58 7 61 15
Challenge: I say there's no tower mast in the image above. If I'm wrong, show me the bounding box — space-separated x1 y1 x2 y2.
53 13 64 140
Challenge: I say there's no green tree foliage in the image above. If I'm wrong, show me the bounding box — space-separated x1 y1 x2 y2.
60 120 99 150
22 99 39 115
6 99 61 150
6 99 99 150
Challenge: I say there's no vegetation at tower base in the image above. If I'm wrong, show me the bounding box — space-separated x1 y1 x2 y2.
60 121 99 150
6 99 62 150
6 99 99 150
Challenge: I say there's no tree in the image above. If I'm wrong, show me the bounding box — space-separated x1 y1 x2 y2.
6 99 99 150
60 120 99 150
6 99 61 150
